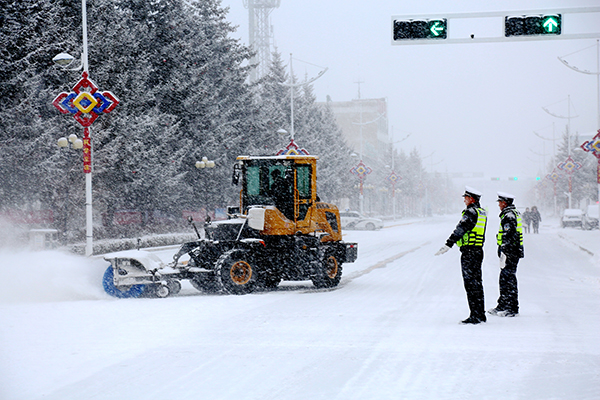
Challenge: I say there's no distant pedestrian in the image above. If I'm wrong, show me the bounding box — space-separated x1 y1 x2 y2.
435 186 487 325
488 192 524 318
522 207 532 234
530 206 541 234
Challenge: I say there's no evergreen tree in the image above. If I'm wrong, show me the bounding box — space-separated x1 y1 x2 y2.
0 0 80 213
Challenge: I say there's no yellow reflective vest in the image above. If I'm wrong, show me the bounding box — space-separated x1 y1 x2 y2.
457 207 487 247
497 208 524 246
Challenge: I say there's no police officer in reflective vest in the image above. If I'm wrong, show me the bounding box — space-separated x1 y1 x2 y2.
488 192 524 317
436 186 487 324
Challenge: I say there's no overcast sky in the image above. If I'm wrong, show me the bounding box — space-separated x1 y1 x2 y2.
220 0 600 180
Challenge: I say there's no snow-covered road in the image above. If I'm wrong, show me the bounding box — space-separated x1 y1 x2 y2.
1 215 598 399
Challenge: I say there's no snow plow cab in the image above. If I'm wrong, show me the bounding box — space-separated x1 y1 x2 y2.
103 155 358 297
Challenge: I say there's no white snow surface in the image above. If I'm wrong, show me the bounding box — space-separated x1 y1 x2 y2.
0 215 598 400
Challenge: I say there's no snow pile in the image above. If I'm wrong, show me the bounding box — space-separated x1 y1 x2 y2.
0 249 108 304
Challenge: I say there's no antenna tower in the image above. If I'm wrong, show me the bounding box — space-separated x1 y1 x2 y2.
244 0 281 82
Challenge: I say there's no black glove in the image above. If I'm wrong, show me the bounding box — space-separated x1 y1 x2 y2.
497 246 502 258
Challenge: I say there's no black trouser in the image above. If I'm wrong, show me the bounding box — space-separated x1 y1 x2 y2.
497 256 519 313
460 247 485 320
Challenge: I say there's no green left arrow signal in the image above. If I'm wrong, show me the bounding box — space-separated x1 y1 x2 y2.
430 21 443 36
427 19 447 39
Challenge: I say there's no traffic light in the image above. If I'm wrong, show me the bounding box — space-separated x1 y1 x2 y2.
505 14 561 37
393 19 447 40
490 177 500 181
509 177 518 181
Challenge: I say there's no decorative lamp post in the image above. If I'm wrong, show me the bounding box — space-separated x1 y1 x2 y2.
58 133 84 150
580 129 600 202
196 156 216 169
57 134 83 243
52 0 119 256
546 169 560 215
278 54 327 154
386 171 401 220
350 160 372 215
276 128 309 155
557 155 583 208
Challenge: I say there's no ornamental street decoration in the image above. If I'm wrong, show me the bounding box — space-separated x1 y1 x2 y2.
557 155 582 193
546 169 560 197
52 72 119 128
53 71 119 174
546 170 560 182
581 129 600 184
82 128 92 173
350 160 373 179
350 160 372 196
386 171 401 184
580 129 600 158
557 155 583 174
276 139 309 156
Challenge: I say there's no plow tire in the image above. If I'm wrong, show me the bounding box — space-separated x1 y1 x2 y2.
102 266 147 298
190 274 220 294
166 279 181 296
215 249 259 295
261 274 281 290
311 251 342 289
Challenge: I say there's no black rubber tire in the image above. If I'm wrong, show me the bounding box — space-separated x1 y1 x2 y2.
154 284 170 298
215 249 259 295
166 279 181 296
311 252 342 289
262 274 281 290
366 223 376 230
190 273 220 293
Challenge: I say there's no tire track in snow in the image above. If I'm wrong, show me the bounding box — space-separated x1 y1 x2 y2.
557 233 595 256
343 241 431 283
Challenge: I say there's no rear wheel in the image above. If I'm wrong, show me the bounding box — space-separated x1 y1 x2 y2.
102 266 147 298
215 250 259 295
190 273 220 293
312 251 342 289
166 279 181 296
154 284 170 298
261 274 281 290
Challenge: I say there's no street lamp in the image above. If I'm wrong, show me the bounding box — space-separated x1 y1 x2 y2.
196 157 215 169
52 0 119 256
542 96 578 156
279 54 327 142
57 134 83 244
52 53 82 70
558 40 600 131
58 133 84 150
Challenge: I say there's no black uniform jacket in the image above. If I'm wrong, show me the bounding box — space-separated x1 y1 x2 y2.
446 203 481 251
499 205 524 258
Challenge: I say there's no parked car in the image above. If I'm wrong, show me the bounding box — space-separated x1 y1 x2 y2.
561 209 583 228
583 204 599 230
339 211 384 230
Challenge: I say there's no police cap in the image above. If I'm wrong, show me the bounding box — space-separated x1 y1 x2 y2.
463 186 482 200
497 191 515 204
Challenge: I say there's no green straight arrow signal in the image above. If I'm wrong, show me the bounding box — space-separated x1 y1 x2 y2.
430 21 445 36
543 17 559 33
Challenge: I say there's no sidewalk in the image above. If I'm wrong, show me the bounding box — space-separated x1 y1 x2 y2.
539 217 599 264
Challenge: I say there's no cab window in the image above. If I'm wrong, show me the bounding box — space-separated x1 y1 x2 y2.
296 165 311 199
